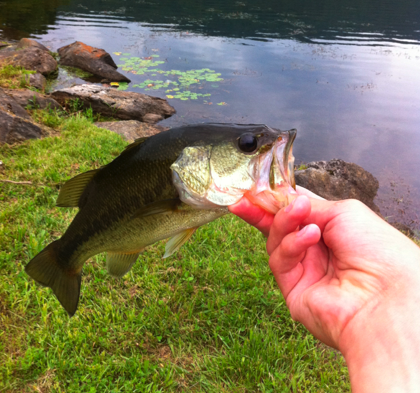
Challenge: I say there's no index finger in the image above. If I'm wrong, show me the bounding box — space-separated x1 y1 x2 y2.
228 196 274 237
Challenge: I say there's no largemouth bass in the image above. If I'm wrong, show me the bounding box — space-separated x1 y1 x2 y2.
25 123 297 316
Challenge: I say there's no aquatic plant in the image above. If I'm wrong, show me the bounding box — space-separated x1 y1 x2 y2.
117 54 223 101
60 65 94 80
117 82 129 91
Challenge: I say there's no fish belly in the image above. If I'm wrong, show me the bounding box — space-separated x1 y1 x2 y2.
68 205 228 264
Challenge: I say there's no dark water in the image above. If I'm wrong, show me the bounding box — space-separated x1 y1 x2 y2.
1 0 420 228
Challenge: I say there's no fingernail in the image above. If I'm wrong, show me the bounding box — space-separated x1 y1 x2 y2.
296 225 308 237
284 197 297 213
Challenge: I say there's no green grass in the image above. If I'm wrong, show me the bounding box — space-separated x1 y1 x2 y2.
0 64 36 89
0 106 350 393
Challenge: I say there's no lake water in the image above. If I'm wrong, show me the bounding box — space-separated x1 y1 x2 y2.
1 0 420 229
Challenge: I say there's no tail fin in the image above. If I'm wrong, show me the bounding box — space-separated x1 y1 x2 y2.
25 241 81 317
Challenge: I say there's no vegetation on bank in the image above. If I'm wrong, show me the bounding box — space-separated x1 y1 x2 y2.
0 65 353 392
0 64 36 89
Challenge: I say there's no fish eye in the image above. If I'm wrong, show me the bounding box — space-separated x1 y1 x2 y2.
238 133 258 153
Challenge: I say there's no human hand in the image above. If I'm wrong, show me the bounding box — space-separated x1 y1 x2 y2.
230 190 420 391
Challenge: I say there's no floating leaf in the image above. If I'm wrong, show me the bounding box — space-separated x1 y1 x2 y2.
166 95 174 99
217 102 227 106
117 53 224 101
117 82 129 91
113 52 122 55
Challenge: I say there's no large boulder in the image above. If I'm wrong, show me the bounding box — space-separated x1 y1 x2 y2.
16 38 50 52
51 84 175 123
0 43 57 76
57 41 130 83
94 120 168 142
27 73 47 91
0 88 56 144
3 89 62 111
295 159 380 213
0 88 31 120
0 110 52 144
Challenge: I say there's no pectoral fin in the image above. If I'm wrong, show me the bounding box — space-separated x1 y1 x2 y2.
163 228 197 259
106 251 141 277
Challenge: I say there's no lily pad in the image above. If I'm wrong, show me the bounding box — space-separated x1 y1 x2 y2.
117 82 129 91
118 54 225 102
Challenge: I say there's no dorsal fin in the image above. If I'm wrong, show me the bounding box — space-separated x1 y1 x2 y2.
123 137 149 153
56 169 100 208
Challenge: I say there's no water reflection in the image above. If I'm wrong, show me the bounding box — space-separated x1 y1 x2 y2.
3 0 419 44
57 0 420 45
0 0 71 39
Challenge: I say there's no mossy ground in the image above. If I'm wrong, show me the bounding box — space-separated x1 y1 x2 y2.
0 67 351 392
0 64 36 89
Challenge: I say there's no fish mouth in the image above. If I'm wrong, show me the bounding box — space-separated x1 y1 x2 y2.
270 129 296 190
283 129 296 190
246 128 297 213
251 128 296 193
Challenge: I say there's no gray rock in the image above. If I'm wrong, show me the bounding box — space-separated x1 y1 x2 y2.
57 41 130 83
0 110 42 144
295 158 380 213
0 108 55 144
28 73 47 91
0 88 31 120
0 88 57 144
94 120 168 142
0 46 57 76
3 89 62 111
51 84 175 123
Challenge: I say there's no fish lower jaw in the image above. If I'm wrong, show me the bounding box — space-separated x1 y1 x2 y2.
245 186 297 215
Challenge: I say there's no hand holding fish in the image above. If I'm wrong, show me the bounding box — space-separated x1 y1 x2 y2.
230 192 420 392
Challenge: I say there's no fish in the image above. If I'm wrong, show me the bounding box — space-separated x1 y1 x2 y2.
25 123 297 316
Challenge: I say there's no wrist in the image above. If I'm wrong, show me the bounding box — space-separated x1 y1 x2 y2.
340 289 420 392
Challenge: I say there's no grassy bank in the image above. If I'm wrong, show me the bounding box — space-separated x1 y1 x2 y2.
0 64 36 90
1 79 350 392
